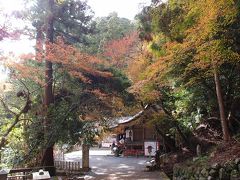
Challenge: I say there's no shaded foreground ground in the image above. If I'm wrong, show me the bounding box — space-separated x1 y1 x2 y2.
65 149 169 180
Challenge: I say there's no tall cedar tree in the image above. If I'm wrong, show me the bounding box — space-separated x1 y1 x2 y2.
42 0 55 175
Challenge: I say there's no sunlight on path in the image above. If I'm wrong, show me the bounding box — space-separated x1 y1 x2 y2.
65 149 169 180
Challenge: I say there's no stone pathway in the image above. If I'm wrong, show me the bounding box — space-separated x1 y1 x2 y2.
65 149 169 180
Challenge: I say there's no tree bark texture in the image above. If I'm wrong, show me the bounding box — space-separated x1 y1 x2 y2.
41 0 55 176
214 68 231 142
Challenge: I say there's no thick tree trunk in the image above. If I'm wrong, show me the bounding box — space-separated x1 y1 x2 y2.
160 105 190 146
36 26 43 62
214 68 231 142
41 0 55 176
172 121 189 145
155 125 177 152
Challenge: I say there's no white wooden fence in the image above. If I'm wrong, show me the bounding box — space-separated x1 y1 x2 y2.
54 160 81 172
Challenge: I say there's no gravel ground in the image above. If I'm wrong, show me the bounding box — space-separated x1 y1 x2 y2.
64 149 169 180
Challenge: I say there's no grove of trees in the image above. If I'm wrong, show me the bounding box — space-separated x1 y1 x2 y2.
133 0 240 144
0 0 240 176
0 0 136 174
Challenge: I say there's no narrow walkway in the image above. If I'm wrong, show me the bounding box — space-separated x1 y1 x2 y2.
65 149 169 180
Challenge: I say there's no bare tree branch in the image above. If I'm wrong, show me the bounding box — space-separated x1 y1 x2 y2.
0 97 17 116
0 81 32 150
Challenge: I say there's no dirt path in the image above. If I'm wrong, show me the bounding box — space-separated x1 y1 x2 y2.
65 149 169 180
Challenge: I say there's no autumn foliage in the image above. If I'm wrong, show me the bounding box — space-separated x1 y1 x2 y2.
103 32 139 69
8 37 113 84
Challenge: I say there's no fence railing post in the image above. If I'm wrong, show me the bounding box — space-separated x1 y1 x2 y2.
53 160 81 173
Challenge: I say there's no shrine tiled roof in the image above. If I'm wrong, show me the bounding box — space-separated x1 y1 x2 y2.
110 105 149 129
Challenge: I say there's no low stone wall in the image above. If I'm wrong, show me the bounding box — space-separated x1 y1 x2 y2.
173 158 240 180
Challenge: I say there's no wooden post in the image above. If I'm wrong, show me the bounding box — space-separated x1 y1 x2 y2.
82 143 90 171
196 144 201 157
142 126 145 152
143 126 145 141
